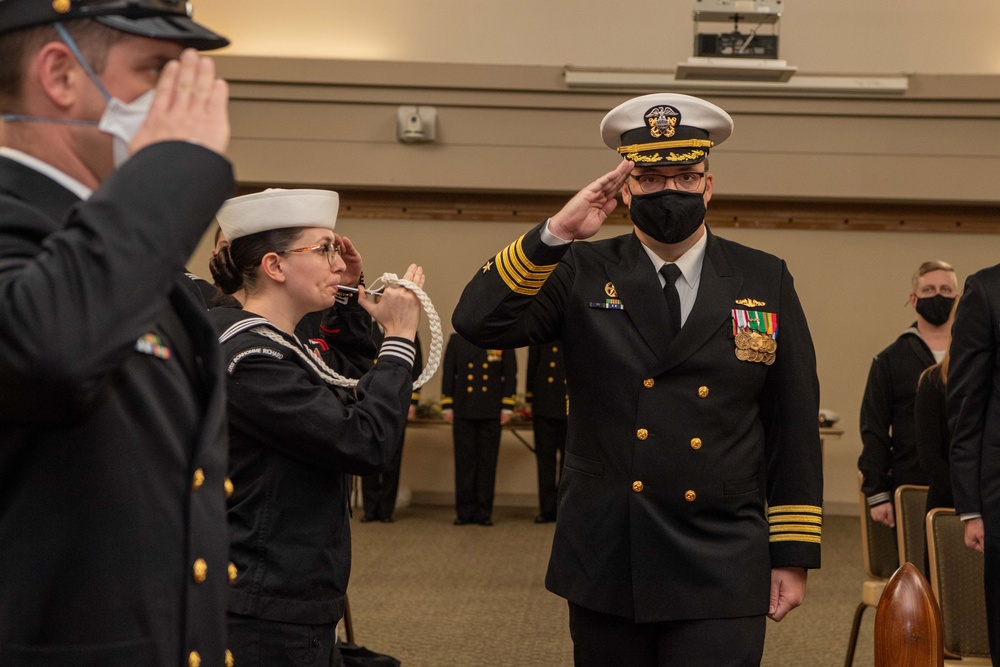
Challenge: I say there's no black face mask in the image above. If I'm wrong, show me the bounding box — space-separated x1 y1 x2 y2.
915 294 955 326
628 188 706 244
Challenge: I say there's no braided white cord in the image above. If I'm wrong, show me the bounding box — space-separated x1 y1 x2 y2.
367 272 442 390
249 273 442 390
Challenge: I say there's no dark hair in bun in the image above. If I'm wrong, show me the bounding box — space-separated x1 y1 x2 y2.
209 227 304 295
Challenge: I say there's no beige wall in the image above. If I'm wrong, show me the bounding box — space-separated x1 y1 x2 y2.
195 0 1000 75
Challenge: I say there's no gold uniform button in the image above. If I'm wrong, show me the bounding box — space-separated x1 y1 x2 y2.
481 387 488 392
225 649 235 667
482 374 489 381
632 481 644 493
690 437 703 450
547 377 555 383
467 362 474 369
482 363 489 369
685 490 697 502
189 651 202 667
698 386 710 399
467 374 474 381
636 429 649 441
192 558 207 584
466 386 473 393
551 346 558 353
224 478 234 499
549 361 556 368
643 378 655 388
192 468 205 490
228 561 238 584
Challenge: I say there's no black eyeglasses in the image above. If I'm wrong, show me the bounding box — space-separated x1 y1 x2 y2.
629 171 707 194
278 242 342 266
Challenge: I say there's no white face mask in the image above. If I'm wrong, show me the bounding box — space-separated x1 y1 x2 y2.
0 23 155 169
98 89 155 168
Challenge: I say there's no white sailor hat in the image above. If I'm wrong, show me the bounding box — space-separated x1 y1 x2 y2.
600 93 733 166
216 189 340 243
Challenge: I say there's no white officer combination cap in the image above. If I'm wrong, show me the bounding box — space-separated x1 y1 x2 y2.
600 93 734 166
216 189 339 242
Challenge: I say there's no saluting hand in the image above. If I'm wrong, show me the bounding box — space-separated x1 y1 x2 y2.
547 159 633 241
131 49 230 157
338 236 363 288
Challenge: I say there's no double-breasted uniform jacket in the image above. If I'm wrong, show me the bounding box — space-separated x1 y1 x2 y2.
452 222 823 622
208 305 414 627
441 333 517 419
526 343 568 419
858 327 934 507
949 264 1000 535
0 144 235 666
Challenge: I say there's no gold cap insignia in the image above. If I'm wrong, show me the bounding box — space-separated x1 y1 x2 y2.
646 105 680 139
736 298 766 307
52 0 71 13
605 282 618 298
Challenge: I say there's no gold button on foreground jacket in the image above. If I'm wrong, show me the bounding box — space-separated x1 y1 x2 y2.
224 477 234 499
637 428 648 440
228 561 238 584
189 651 201 667
192 558 207 584
643 378 655 388
690 437 703 450
225 649 235 667
632 481 644 492
191 468 204 490
685 490 697 502
698 385 710 398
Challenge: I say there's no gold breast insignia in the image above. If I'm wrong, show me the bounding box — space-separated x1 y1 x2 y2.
736 298 766 308
605 282 618 298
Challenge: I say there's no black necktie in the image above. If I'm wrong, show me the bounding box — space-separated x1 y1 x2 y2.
660 263 682 343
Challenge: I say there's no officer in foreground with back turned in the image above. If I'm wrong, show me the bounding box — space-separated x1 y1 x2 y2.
0 1 233 665
452 93 822 666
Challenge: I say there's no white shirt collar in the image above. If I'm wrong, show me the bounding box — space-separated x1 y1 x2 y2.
640 228 708 288
0 147 93 200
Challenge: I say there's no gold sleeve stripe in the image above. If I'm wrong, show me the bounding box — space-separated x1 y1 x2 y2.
441 397 453 406
767 505 823 516
770 525 823 535
769 514 823 525
770 534 822 544
494 235 558 296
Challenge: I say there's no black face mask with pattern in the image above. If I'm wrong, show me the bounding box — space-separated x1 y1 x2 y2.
915 295 955 326
628 189 706 244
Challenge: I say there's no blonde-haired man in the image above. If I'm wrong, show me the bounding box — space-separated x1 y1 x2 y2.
859 260 958 527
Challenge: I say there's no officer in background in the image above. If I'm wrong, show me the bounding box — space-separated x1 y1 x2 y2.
452 93 822 666
441 333 517 526
526 342 568 523
0 2 233 665
858 260 957 527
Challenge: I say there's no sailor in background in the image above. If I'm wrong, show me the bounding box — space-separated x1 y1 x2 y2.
362 331 424 523
441 333 517 526
526 343 568 523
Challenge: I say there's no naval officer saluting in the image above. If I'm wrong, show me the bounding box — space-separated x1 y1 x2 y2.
452 93 823 666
